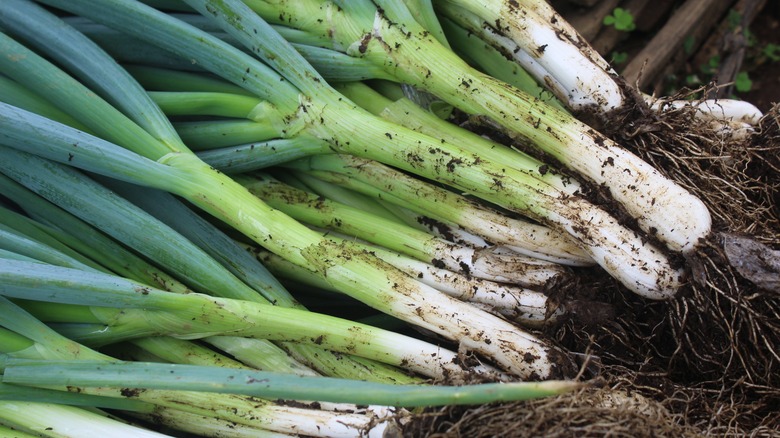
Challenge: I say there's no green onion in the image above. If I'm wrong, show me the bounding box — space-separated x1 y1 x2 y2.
3 359 581 408
230 0 710 254
434 0 622 112
0 259 495 379
42 0 682 298
0 142 412 383
0 298 396 437
252 241 562 327
0 3 569 377
240 172 569 286
286 154 593 266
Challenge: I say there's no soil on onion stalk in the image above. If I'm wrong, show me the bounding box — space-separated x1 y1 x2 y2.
403 8 779 438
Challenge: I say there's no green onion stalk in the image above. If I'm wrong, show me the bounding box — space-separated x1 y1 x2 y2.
0 380 149 413
239 173 569 286
433 0 623 115
0 1 574 377
3 357 581 409
249 230 562 327
127 336 400 417
285 169 577 269
285 154 594 267
0 300 400 437
278 171 404 222
437 15 562 109
0 174 192 294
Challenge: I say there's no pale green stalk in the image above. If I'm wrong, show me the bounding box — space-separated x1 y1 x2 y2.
198 137 332 173
203 336 321 376
126 65 254 95
276 171 405 223
286 154 593 266
0 206 104 272
4 359 582 407
128 411 295 438
149 91 266 118
0 380 148 413
174 119 287 150
371 199 498 249
102 178 415 382
240 173 568 286
0 423 40 438
0 298 388 437
438 15 561 108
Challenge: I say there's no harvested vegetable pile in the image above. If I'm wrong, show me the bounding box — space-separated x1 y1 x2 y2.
0 0 776 436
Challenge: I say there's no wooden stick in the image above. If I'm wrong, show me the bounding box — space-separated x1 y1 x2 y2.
622 0 733 89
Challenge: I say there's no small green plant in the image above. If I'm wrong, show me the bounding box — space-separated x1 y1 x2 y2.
700 55 721 76
762 43 780 62
734 71 752 92
603 8 636 32
726 9 742 30
610 51 628 65
683 36 696 55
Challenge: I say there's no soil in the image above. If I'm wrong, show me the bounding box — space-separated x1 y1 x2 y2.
405 1 780 436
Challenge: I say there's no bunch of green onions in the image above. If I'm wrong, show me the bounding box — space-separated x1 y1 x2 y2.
0 0 718 435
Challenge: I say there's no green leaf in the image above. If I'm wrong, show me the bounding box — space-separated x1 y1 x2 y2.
701 55 721 75
603 8 636 32
2 359 582 407
734 71 752 93
683 36 696 55
727 9 742 30
611 51 628 64
763 43 780 62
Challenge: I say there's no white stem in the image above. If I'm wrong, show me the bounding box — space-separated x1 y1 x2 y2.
428 243 569 286
646 96 763 126
438 0 625 112
547 197 684 299
0 402 171 438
